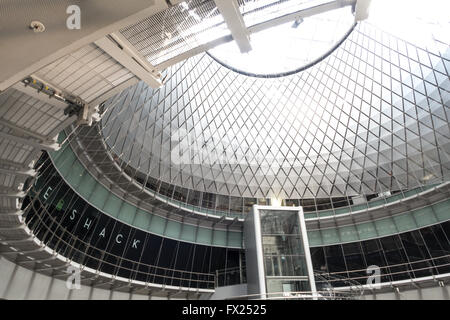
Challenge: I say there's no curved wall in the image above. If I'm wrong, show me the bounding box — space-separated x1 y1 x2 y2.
24 151 450 289
25 152 242 289
50 132 243 247
50 134 450 248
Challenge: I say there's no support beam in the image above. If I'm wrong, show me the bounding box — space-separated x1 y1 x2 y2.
112 282 133 291
0 190 27 198
0 237 35 244
0 131 60 151
132 286 152 295
214 0 252 53
0 224 26 232
12 82 67 110
34 263 70 272
0 119 52 143
214 215 226 226
248 0 356 34
0 210 22 216
91 279 115 288
354 0 372 21
95 36 163 89
229 216 240 227
0 159 34 172
18 76 96 127
157 0 356 70
110 33 162 79
0 167 36 177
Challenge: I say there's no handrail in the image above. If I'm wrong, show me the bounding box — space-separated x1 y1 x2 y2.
213 255 450 288
225 289 363 300
23 156 450 290
314 254 450 277
305 183 446 219
23 198 217 289
53 135 448 222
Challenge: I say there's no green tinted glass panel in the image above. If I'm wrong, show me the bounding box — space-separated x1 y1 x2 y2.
88 182 109 210
197 228 213 245
318 210 333 217
118 201 137 225
393 213 417 232
356 221 378 240
307 230 323 247
338 224 358 242
412 206 437 227
133 209 151 230
212 229 227 246
374 217 398 236
65 161 85 188
165 220 182 238
228 231 242 247
148 215 166 234
321 228 340 244
77 173 96 200
54 148 74 176
433 200 450 221
103 193 122 217
180 224 196 242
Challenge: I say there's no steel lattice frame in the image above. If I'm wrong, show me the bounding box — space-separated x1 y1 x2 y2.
87 22 450 200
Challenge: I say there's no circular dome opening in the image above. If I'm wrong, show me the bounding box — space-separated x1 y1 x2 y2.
208 6 355 77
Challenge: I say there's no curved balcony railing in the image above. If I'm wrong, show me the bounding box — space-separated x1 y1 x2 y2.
103 148 446 220
22 197 217 290
304 184 440 219
225 290 363 300
214 254 450 289
315 254 450 285
115 155 443 220
21 189 450 292
55 132 446 223
52 127 445 230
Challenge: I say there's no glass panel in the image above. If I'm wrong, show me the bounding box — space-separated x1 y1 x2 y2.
244 197 257 213
258 208 313 294
173 186 188 203
259 210 300 235
187 190 201 206
230 196 243 214
216 194 230 213
266 279 311 295
201 192 216 209
262 235 305 256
